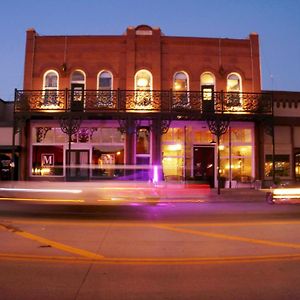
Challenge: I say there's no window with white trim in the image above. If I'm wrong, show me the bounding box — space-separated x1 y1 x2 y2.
173 71 189 107
97 71 113 108
134 70 153 109
226 73 242 109
43 70 59 107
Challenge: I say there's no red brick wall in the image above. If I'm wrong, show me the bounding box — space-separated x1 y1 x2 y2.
23 26 261 93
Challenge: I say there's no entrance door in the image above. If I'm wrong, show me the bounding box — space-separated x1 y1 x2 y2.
201 85 214 112
71 83 85 111
66 150 89 180
193 145 215 187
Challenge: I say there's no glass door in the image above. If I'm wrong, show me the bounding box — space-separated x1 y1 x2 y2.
193 145 215 187
66 150 89 180
71 83 84 111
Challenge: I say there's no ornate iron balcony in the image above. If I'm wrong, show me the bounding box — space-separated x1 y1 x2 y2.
14 89 273 115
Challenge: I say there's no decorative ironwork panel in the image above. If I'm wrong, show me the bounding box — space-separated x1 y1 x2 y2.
124 90 161 111
59 116 82 136
14 89 273 115
84 90 118 111
171 91 202 112
36 127 52 143
15 90 66 111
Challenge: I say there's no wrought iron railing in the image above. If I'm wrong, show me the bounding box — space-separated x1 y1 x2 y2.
14 89 273 115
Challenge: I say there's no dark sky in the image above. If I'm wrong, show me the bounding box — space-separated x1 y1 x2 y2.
0 0 299 100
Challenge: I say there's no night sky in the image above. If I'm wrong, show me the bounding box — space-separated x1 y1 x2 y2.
0 0 299 100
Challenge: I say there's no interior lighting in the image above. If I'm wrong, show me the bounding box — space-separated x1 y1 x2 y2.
137 78 149 87
167 144 182 151
153 165 159 184
174 82 181 91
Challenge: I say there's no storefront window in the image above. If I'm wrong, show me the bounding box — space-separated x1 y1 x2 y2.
265 155 290 177
32 146 63 176
162 127 184 180
92 146 124 178
194 129 213 143
219 127 253 182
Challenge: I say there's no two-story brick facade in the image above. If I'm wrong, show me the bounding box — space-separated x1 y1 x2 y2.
14 25 276 188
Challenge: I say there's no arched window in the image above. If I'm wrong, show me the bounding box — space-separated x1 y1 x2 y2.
173 71 189 107
133 70 153 109
71 70 85 86
226 73 242 109
44 70 58 90
201 72 215 88
135 69 152 91
43 70 59 107
173 71 188 91
227 73 242 92
98 71 113 90
96 71 113 108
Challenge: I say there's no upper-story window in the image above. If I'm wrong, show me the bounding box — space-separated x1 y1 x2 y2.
43 70 59 107
227 73 242 93
135 69 152 90
71 70 85 86
133 70 153 109
173 71 188 91
98 71 113 90
173 71 189 107
226 73 242 109
201 72 215 101
96 71 113 108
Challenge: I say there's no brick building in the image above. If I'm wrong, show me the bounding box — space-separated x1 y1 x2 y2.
14 24 296 187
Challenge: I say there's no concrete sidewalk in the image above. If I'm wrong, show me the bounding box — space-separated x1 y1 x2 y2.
207 188 268 203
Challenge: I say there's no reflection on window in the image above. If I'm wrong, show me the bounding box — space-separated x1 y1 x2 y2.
265 154 290 177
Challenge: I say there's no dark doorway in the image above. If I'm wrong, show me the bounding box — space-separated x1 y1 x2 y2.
201 85 214 112
193 145 215 187
71 83 85 111
66 150 89 180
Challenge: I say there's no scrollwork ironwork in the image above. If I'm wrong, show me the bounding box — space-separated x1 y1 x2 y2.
14 89 273 115
36 127 52 143
59 116 82 136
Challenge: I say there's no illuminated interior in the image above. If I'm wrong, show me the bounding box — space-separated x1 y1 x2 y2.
265 154 290 177
134 70 153 109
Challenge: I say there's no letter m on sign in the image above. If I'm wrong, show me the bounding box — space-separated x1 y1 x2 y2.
41 153 54 166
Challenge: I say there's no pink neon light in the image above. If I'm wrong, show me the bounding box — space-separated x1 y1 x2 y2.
153 165 159 184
